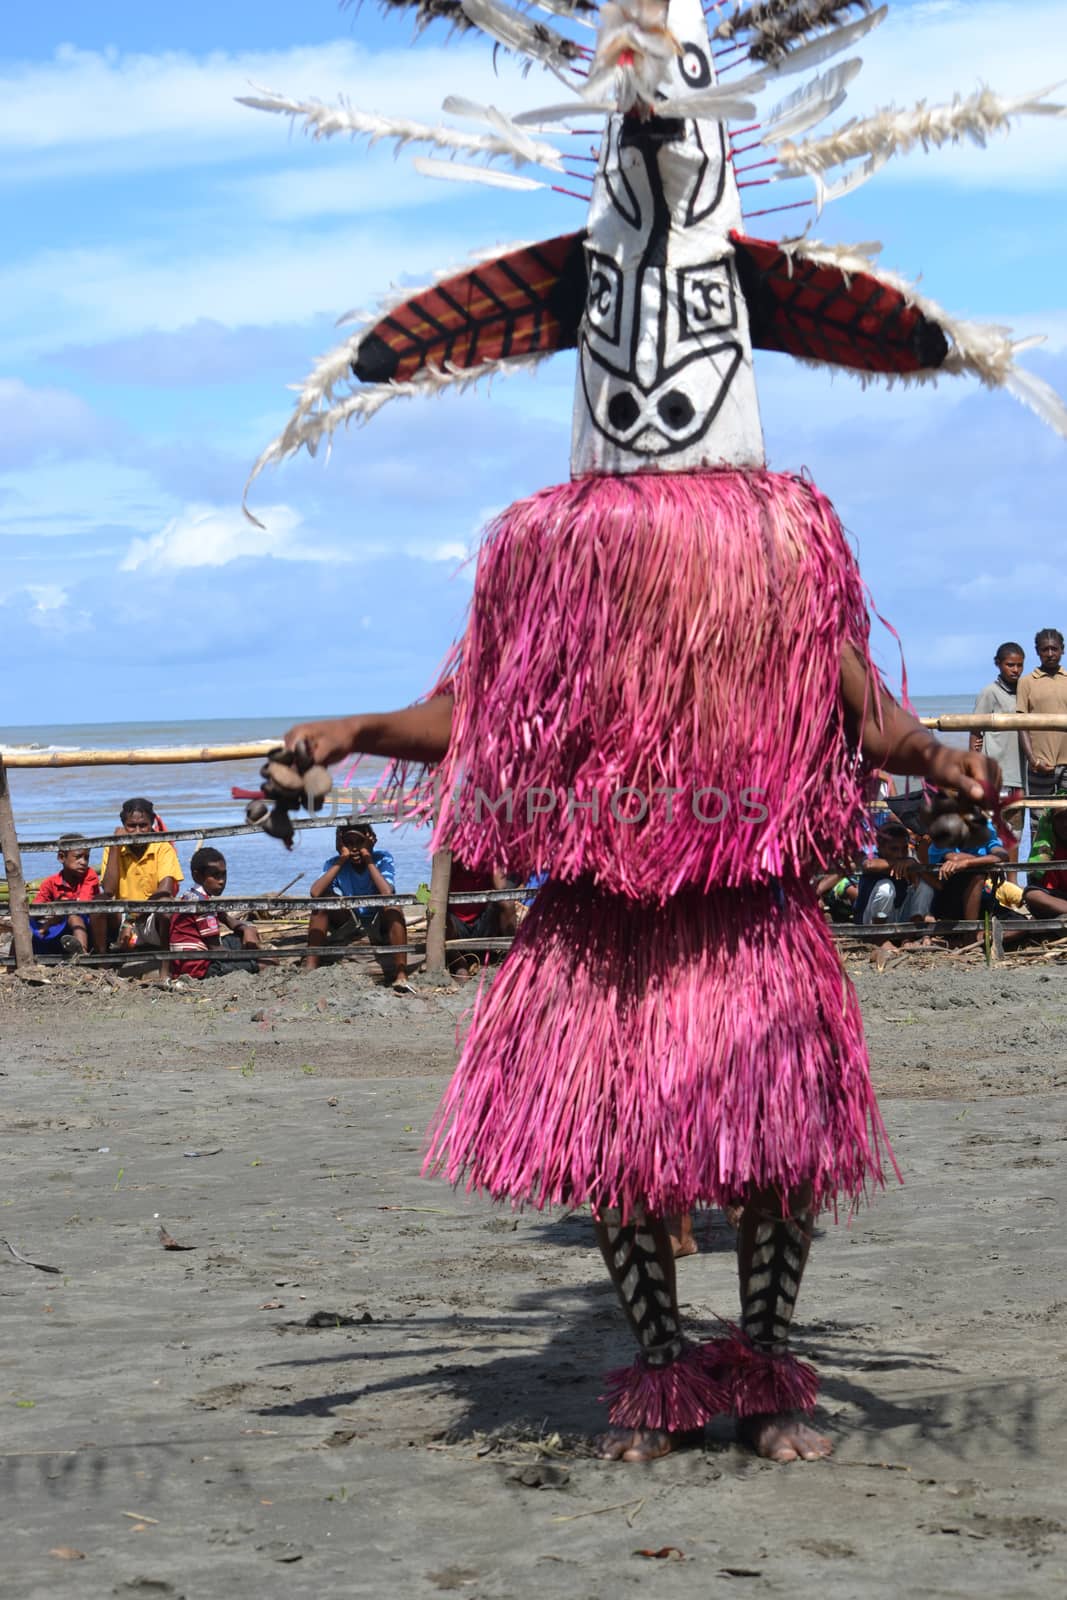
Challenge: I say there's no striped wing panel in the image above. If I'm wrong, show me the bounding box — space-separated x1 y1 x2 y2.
352 232 588 384
733 234 949 374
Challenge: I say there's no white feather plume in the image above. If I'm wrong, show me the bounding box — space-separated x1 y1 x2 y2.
777 83 1067 180
756 4 887 79
655 80 765 121
759 58 863 144
810 147 889 211
528 0 597 27
778 237 1067 437
442 96 561 165
459 0 585 75
412 156 549 189
243 354 548 521
513 102 611 127
237 86 563 171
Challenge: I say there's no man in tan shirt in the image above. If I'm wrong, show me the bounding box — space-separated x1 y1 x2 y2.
1017 628 1067 809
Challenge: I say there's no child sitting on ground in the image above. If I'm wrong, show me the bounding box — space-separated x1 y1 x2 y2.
1022 808 1067 920
305 821 411 990
856 821 936 928
30 835 102 958
168 848 261 980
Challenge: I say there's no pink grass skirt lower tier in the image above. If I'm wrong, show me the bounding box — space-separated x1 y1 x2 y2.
424 876 892 1217
428 468 878 899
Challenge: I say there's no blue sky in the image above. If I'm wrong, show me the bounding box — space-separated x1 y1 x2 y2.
3 0 1066 725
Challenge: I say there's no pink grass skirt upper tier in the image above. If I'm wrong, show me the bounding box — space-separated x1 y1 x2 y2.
429 468 879 899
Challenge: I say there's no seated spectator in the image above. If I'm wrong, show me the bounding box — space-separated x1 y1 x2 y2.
169 848 261 979
1027 804 1066 867
815 863 859 923
95 798 183 951
30 835 102 958
447 861 518 975
1022 808 1067 921
926 816 1009 943
306 821 411 990
863 769 897 830
856 822 935 930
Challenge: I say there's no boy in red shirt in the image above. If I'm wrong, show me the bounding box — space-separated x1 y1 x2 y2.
31 835 102 957
169 847 261 980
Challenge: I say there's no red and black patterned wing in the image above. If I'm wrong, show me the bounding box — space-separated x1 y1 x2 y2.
732 234 949 375
351 232 588 384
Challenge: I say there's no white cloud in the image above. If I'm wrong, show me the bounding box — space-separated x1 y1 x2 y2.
796 0 1067 189
0 222 513 359
235 158 456 222
0 376 113 465
420 540 470 564
119 499 478 572
0 459 175 541
120 501 333 571
955 562 1067 605
21 583 91 635
0 37 560 175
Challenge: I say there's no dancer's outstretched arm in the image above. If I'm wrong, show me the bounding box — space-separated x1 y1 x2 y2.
284 695 454 768
840 645 999 801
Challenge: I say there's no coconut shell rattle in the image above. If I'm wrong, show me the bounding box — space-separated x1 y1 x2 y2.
232 741 332 849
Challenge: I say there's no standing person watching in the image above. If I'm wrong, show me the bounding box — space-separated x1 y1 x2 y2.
94 798 182 951
1017 629 1067 827
970 642 1028 869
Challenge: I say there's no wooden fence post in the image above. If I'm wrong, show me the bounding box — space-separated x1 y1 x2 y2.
424 846 453 981
0 756 40 978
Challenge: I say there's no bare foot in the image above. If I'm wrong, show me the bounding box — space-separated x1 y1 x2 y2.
594 1427 701 1462
738 1413 833 1463
667 1213 697 1258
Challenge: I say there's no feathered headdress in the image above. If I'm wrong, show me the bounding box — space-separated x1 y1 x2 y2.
241 0 1067 508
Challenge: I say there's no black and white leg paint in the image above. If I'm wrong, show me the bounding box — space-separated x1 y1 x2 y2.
596 1208 684 1371
738 1203 813 1357
720 1188 822 1427
594 1207 725 1440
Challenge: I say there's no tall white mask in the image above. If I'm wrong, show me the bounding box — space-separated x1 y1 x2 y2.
571 0 765 477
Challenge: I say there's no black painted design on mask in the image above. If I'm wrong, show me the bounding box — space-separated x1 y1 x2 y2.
579 113 743 458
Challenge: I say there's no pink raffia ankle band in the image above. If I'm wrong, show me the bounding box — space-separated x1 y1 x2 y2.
703 1330 820 1418
600 1330 819 1433
600 1341 730 1434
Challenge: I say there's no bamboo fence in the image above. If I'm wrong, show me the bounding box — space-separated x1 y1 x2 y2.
5 713 1067 978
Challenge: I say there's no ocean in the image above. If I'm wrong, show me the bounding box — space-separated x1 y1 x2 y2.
0 717 431 897
2 702 973 895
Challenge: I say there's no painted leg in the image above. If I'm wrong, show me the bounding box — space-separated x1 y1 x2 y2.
732 1185 832 1463
593 1209 722 1461
666 1212 697 1258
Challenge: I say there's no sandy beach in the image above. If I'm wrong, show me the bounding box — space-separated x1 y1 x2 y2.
2 956 1066 1598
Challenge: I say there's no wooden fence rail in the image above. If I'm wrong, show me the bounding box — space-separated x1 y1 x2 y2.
5 710 1067 978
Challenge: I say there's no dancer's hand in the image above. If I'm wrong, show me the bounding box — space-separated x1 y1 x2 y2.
285 698 454 767
923 745 1000 805
284 716 361 769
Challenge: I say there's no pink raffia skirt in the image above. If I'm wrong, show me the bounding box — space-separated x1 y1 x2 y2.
420 467 890 1212
419 466 892 1426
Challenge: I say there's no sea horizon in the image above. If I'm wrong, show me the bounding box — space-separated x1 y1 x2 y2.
2 700 978 897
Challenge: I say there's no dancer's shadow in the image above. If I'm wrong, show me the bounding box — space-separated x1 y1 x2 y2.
256 1278 646 1440
252 1270 1062 1464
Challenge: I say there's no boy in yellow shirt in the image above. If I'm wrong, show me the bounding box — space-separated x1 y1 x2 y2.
96 798 183 950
